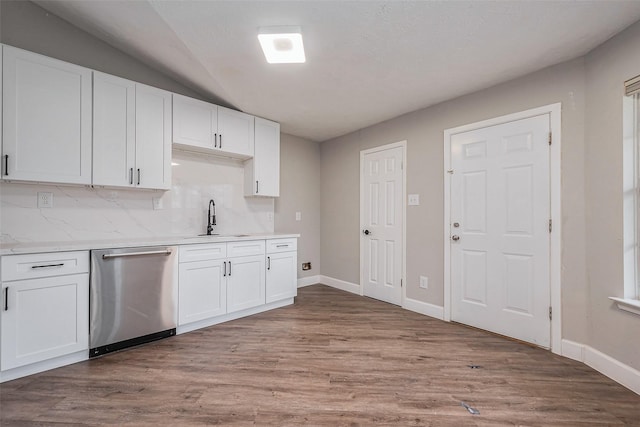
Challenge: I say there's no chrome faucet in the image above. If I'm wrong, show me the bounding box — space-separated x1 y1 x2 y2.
207 199 216 235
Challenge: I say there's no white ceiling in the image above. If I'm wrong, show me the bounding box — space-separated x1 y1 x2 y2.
35 1 640 142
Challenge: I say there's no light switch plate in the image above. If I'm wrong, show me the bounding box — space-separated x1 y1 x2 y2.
419 276 429 289
296 212 301 221
408 194 420 206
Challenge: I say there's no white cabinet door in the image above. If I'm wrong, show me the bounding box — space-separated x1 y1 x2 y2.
136 84 172 190
2 46 92 184
227 255 265 313
1 274 89 371
245 117 280 197
266 251 297 303
93 72 136 187
172 94 216 150
178 259 226 325
217 106 254 158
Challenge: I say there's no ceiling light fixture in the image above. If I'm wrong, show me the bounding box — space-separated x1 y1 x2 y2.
258 26 305 64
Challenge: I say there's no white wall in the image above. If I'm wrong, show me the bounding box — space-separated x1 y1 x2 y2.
0 151 274 244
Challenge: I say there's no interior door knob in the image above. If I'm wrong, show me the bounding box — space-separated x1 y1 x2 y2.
451 235 460 241
363 229 371 235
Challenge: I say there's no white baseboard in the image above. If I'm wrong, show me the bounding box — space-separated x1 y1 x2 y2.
561 339 585 362
297 275 321 288
403 297 444 320
319 275 361 295
561 339 640 395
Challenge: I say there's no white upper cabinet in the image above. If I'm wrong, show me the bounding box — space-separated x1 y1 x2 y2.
217 106 254 158
172 94 254 159
135 84 172 190
172 94 216 150
1 46 92 184
93 72 171 190
245 117 280 197
92 72 136 187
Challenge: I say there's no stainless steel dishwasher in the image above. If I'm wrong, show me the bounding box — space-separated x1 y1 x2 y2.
90 246 177 357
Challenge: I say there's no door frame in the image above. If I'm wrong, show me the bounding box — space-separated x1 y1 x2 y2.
443 103 562 354
359 141 407 304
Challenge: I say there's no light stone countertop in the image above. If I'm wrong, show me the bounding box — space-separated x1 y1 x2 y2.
0 233 300 256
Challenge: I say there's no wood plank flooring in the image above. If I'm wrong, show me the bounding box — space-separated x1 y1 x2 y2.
1 284 639 426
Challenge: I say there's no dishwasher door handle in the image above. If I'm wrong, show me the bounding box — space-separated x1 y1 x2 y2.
102 249 172 259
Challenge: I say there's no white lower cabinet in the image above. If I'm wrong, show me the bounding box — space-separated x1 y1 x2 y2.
266 251 298 303
227 254 265 313
0 251 89 377
178 238 295 330
178 259 226 325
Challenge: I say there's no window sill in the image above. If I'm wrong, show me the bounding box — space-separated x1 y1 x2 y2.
609 297 640 316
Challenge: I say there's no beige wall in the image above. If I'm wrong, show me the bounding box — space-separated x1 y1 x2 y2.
275 134 322 279
321 58 588 343
584 22 640 370
0 0 219 104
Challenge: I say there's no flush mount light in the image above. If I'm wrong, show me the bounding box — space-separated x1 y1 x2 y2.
258 26 305 64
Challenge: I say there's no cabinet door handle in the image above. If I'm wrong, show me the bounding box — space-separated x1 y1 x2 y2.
223 261 227 277
129 168 134 185
228 261 231 277
31 263 64 269
214 133 218 148
137 168 141 185
267 256 271 270
219 134 222 149
4 154 8 176
4 287 8 311
256 181 259 194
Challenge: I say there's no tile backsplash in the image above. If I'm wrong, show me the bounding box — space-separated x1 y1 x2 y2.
0 151 274 244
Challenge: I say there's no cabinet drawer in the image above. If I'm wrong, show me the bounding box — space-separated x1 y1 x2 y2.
227 240 265 258
179 243 227 263
1 251 89 282
266 238 297 254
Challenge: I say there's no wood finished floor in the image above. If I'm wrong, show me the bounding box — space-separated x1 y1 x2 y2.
1 284 639 426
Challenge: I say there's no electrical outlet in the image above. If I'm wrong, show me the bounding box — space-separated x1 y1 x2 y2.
295 212 301 221
408 194 420 206
419 276 429 289
152 197 163 210
302 262 311 271
37 192 53 208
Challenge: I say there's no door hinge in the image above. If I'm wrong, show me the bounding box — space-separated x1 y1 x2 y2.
549 219 552 233
548 132 552 145
549 306 552 320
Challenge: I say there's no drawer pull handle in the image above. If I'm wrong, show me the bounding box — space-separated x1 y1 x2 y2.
276 244 289 248
4 287 8 311
31 263 64 269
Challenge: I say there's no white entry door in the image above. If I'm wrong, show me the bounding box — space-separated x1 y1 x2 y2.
361 143 404 305
450 114 551 348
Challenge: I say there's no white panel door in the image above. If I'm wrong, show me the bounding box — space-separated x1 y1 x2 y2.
2 46 92 184
226 255 265 313
172 93 216 149
1 274 89 371
178 259 226 325
217 106 254 157
135 84 172 190
92 72 136 187
361 145 404 305
450 114 550 347
266 251 297 303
